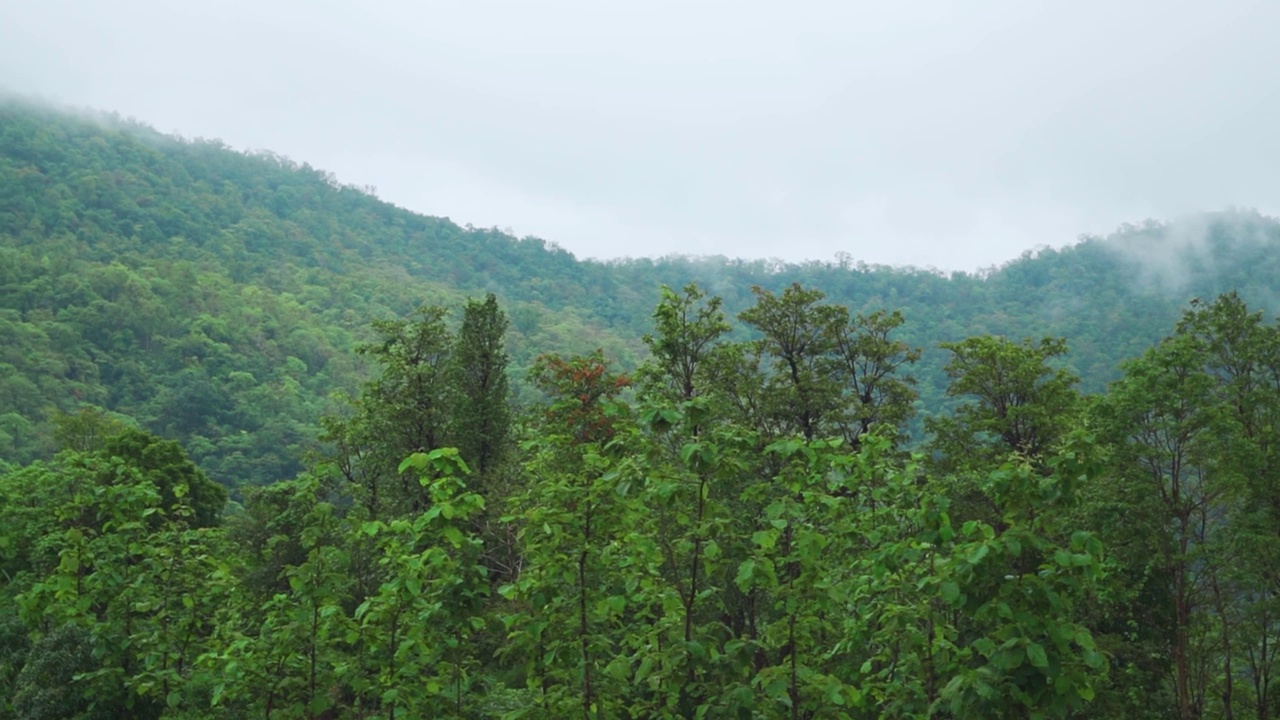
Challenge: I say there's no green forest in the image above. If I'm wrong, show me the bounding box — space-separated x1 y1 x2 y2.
3 97 1280 718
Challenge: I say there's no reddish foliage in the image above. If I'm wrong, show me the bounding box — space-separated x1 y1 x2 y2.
530 350 629 444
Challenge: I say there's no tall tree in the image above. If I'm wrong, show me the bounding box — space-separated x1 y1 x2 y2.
635 285 744 714
927 336 1080 474
1095 293 1280 720
451 293 511 479
639 283 733 406
1097 332 1220 720
1171 293 1280 720
508 351 635 719
324 305 455 517
738 284 845 442
832 308 920 450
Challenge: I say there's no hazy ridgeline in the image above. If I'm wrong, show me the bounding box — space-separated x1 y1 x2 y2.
3 97 1279 483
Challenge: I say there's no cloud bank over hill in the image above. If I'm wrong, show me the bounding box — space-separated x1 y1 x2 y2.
4 1 1280 270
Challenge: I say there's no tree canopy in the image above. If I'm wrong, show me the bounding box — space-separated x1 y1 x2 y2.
4 98 1280 719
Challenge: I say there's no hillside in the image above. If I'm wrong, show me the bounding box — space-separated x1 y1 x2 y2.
3 96 1280 485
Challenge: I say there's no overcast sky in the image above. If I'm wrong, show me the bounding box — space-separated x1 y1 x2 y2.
2 1 1278 270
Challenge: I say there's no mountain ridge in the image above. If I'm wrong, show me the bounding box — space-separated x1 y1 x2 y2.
4 95 1280 486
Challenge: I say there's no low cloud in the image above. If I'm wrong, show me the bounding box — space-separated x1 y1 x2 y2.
3 0 1279 270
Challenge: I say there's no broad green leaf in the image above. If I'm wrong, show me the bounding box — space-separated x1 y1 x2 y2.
735 559 756 591
1026 642 1049 668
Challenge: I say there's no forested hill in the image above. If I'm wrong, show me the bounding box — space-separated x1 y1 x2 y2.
3 95 1280 485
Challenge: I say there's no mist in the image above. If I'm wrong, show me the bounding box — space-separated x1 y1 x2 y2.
3 0 1279 270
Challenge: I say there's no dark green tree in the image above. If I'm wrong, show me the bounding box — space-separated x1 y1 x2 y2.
639 283 733 406
1097 331 1220 720
451 293 511 478
738 284 846 442
927 336 1081 475
1097 293 1280 720
833 309 920 450
504 351 634 719
325 305 455 517
736 284 919 450
96 427 228 529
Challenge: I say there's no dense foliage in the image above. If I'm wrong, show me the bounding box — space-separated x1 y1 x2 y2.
5 98 1280 718
4 278 1280 718
5 98 1280 485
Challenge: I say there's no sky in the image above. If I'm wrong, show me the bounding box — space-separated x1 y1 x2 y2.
2 1 1279 271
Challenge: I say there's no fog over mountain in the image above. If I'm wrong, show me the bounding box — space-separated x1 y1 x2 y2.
3 1 1280 269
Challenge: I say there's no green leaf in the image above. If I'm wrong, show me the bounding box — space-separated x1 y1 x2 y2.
1026 642 1049 668
1074 627 1096 651
751 530 777 551
992 648 1024 670
735 559 756 591
442 526 464 547
940 581 961 605
606 655 631 681
398 453 424 474
704 540 721 559
355 598 372 619
966 543 989 565
1004 535 1022 557
636 656 655 683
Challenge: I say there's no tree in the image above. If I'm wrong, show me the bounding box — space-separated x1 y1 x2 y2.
355 448 488 719
738 284 846 442
9 624 119 720
639 283 733 407
736 284 919 450
13 445 230 719
505 351 634 719
1100 332 1221 720
96 427 228 529
929 442 1108 719
927 336 1080 475
51 406 130 454
451 293 511 479
206 473 353 720
325 305 455 517
1093 293 1280 720
832 309 920 450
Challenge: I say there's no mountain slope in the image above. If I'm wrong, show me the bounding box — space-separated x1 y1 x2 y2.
3 96 1279 485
